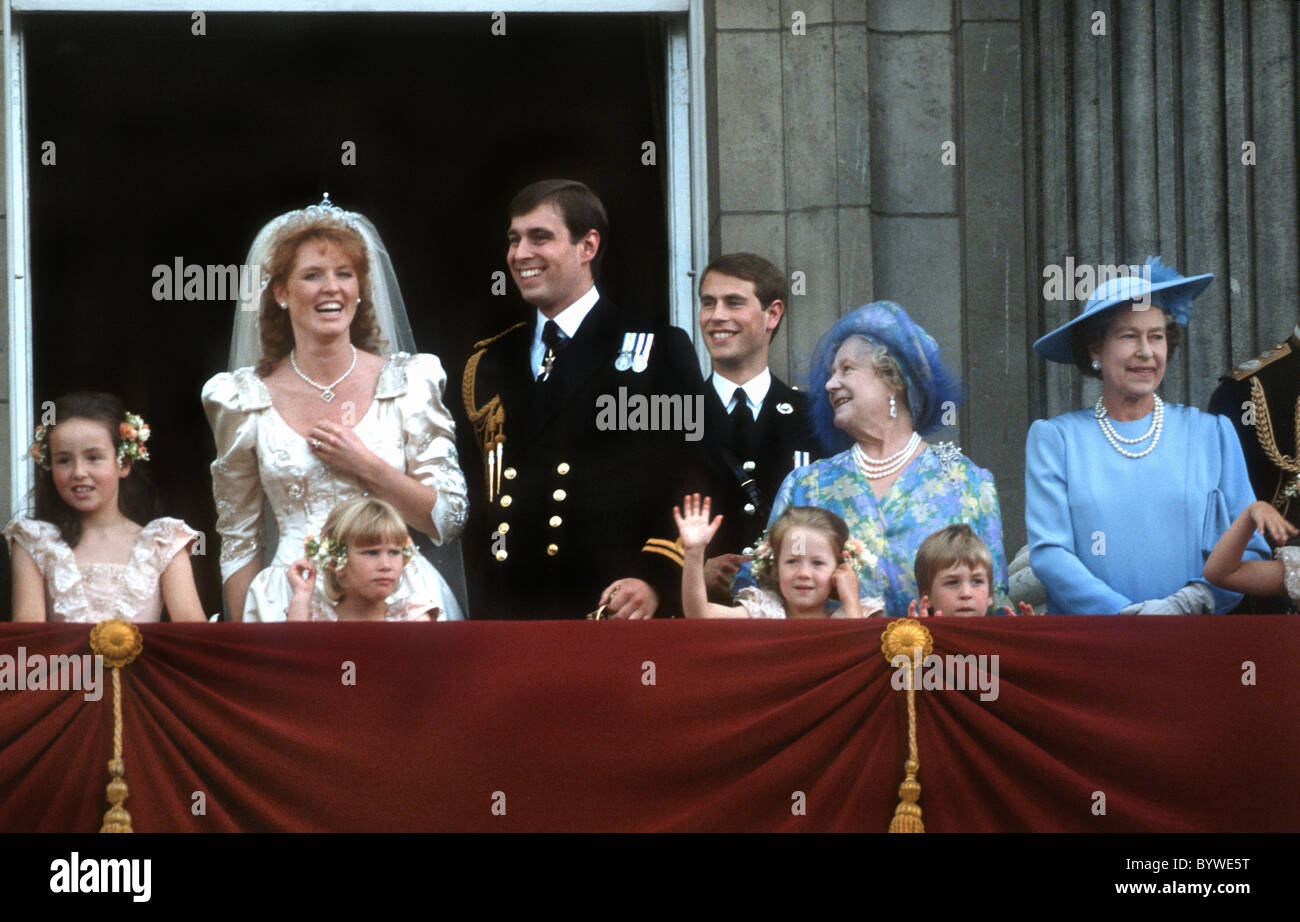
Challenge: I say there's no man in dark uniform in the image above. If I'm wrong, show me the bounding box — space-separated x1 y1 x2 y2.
1208 324 1300 613
461 179 707 619
1208 324 1300 529
695 253 819 601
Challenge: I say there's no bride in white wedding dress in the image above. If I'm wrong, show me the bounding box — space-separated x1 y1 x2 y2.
202 196 468 621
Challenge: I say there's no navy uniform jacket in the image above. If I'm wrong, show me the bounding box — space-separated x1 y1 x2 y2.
700 373 820 556
461 298 708 619
1208 331 1300 528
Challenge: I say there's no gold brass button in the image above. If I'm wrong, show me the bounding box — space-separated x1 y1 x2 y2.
546 543 559 556
495 549 508 562
500 495 512 508
503 467 517 480
549 515 562 527
497 522 510 534
552 489 567 502
556 462 570 475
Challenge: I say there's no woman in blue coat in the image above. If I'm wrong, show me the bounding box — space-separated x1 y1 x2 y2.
1026 257 1268 614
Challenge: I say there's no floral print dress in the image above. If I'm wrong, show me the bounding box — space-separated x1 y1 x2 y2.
737 444 1008 619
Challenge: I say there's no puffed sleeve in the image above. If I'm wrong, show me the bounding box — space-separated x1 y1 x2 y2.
1277 547 1300 608
3 517 60 577
201 371 266 583
1025 418 1131 614
399 353 468 545
1197 412 1271 613
735 586 787 619
139 517 201 570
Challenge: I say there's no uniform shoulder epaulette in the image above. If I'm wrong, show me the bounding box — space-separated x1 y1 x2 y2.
463 321 528 475
472 321 529 352
1228 340 1292 381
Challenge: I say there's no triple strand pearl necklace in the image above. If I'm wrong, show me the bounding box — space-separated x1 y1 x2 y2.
853 431 922 480
290 344 358 403
1094 394 1164 459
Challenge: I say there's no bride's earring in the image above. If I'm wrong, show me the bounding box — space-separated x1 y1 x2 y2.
1091 360 1101 371
889 395 897 419
279 302 288 310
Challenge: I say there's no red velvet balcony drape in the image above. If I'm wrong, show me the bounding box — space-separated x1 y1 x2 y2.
1 618 1296 832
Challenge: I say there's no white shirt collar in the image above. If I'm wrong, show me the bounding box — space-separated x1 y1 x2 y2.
530 285 599 379
712 368 771 419
540 285 600 341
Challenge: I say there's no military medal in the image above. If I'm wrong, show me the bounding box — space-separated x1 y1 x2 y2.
632 332 654 373
615 332 635 371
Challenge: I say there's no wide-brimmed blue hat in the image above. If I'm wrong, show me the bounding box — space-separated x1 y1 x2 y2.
1033 256 1213 364
808 301 963 453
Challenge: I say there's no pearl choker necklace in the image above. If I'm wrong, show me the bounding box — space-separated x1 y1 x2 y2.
853 432 921 479
1094 395 1164 458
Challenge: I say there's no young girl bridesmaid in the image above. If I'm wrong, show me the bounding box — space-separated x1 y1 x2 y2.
286 496 441 621
5 392 206 622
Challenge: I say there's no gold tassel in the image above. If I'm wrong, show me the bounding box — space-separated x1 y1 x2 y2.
89 619 143 834
881 620 933 833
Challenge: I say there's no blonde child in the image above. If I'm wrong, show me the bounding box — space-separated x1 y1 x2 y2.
287 496 441 621
1204 500 1300 607
675 494 883 619
5 392 206 622
908 524 1036 617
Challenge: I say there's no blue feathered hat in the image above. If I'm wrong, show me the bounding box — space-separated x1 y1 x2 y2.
807 301 963 454
1033 256 1214 364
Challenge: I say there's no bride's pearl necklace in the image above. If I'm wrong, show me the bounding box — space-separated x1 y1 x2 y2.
854 431 921 479
1094 394 1164 459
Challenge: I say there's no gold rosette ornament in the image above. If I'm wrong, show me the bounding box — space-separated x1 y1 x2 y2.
881 619 933 833
89 618 143 833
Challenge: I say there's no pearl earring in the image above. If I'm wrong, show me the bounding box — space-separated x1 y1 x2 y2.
889 395 898 419
1091 360 1101 371
279 302 288 310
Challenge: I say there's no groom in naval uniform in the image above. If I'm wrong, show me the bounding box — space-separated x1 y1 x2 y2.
696 253 819 601
461 179 707 619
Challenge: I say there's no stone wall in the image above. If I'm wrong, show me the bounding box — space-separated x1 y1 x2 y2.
708 0 1300 552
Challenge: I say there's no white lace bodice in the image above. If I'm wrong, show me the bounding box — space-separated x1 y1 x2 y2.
4 517 200 622
202 352 468 579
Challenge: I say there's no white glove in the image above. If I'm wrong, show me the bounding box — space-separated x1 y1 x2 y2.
1119 582 1216 615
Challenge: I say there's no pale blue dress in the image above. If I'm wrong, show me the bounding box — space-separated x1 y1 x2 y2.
1025 404 1268 614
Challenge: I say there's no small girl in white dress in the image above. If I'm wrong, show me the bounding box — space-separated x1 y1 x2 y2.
676 495 884 619
5 392 206 623
286 496 440 621
1204 500 1300 609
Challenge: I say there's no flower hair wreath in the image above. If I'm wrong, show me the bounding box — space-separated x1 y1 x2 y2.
750 533 877 580
28 410 151 472
303 534 416 570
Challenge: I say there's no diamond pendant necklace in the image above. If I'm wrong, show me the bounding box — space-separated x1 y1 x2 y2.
290 345 357 403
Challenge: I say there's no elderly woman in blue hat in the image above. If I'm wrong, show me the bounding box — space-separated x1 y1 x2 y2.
1026 257 1268 614
737 301 1008 618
